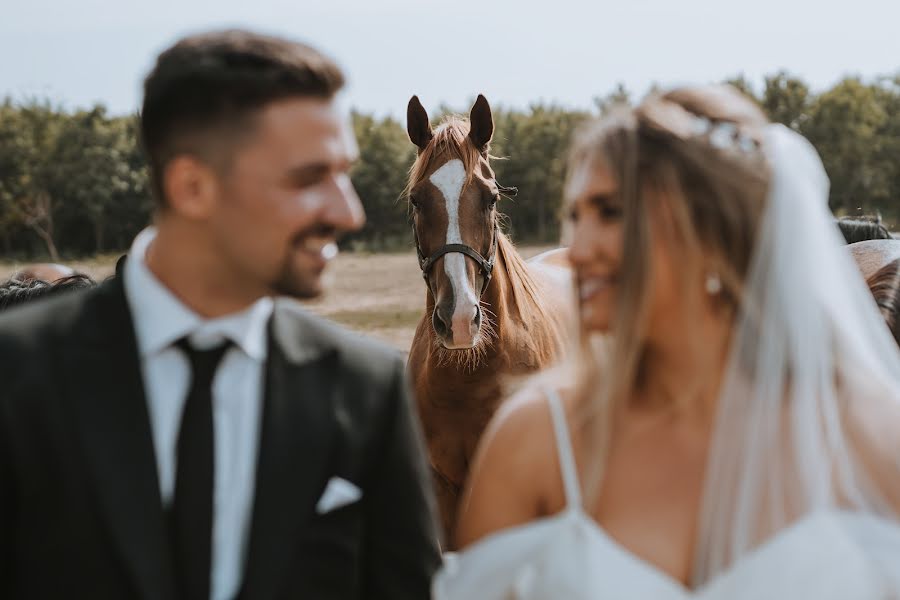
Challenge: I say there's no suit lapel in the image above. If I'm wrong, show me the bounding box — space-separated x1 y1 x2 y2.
66 278 176 600
239 303 339 600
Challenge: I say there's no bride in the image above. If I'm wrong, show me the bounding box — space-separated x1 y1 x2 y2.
434 85 900 598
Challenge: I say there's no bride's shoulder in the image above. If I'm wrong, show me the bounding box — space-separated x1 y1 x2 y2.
455 380 573 547
838 371 900 512
488 377 576 454
846 384 900 551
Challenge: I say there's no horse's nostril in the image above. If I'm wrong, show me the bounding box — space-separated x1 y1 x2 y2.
473 305 482 327
433 306 451 338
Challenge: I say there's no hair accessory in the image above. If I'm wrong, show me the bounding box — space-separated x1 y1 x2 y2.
690 116 713 136
687 114 758 155
708 122 738 149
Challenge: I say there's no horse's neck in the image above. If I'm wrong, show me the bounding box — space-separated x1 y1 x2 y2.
482 240 557 358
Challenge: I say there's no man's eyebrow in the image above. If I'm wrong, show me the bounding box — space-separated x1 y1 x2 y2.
286 163 332 180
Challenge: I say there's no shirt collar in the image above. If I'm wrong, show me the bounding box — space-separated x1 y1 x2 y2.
123 227 273 361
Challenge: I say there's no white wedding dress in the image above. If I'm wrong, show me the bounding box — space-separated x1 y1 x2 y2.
433 391 900 599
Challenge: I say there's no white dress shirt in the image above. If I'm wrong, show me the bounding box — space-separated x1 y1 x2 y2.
123 227 273 600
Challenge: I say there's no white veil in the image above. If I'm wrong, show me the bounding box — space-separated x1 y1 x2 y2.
693 124 900 586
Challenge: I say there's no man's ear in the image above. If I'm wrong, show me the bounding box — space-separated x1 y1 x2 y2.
162 156 220 219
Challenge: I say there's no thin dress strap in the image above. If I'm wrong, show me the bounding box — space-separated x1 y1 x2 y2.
545 388 583 510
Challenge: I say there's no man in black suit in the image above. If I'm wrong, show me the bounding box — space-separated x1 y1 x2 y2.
0 30 440 600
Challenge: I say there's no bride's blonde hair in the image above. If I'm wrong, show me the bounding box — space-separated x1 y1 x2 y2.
566 85 772 500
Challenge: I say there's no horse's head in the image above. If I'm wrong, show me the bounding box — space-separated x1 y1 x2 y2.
406 94 511 350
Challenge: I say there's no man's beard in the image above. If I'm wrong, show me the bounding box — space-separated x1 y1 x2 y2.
272 259 320 299
271 225 338 299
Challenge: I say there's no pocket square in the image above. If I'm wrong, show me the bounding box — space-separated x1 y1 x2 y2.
316 476 363 514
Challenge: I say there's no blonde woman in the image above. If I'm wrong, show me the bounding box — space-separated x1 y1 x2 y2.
434 85 900 598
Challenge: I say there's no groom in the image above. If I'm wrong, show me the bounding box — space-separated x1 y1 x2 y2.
0 30 440 599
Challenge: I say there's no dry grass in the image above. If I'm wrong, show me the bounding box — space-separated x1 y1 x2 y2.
0 246 555 352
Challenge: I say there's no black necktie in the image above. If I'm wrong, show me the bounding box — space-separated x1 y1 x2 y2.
170 337 232 600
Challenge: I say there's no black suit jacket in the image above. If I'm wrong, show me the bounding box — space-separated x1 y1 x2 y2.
0 277 441 599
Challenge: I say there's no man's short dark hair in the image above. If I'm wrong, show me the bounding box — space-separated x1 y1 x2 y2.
140 29 345 206
0 274 97 312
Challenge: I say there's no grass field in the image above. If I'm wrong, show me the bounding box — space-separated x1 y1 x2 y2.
1 246 554 352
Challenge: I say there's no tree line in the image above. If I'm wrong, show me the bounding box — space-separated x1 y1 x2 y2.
1 71 898 259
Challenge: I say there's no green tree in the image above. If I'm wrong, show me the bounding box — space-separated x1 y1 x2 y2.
492 104 589 242
0 101 28 252
593 82 631 115
348 112 417 250
870 75 900 225
762 72 811 130
45 106 148 253
803 78 889 215
0 100 64 258
3 71 900 258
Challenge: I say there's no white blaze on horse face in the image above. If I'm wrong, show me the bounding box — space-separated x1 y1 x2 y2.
429 159 480 347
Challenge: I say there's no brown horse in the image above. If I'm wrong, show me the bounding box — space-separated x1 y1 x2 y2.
848 239 900 280
405 94 572 546
848 239 900 346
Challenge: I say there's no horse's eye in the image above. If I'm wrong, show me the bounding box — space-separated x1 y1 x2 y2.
410 196 420 209
489 194 500 208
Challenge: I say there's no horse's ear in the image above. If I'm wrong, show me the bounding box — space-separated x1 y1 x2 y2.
407 95 433 153
468 94 493 153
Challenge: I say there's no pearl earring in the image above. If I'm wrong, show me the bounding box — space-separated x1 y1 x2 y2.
705 272 722 295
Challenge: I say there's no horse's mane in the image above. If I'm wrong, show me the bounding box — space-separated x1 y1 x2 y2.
494 233 558 343
404 116 485 204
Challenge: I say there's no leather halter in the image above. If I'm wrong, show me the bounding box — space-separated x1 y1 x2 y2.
413 183 517 297
415 222 499 296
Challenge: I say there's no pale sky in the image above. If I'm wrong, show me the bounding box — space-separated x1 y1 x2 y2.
1 0 897 118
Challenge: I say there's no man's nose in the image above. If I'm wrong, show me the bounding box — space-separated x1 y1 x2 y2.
325 174 366 233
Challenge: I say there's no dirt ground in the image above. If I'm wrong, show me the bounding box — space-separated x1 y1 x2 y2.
0 246 554 352
302 251 428 350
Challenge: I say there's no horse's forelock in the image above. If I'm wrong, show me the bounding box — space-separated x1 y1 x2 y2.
405 117 484 205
